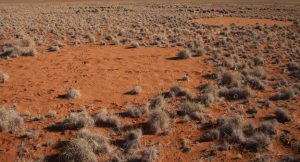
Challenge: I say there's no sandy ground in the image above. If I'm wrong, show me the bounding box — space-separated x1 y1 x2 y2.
0 1 299 162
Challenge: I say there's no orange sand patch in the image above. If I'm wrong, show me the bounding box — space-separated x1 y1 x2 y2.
193 17 293 26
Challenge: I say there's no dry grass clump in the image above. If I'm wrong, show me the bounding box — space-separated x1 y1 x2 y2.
77 129 112 154
60 138 97 162
177 101 204 121
124 129 142 152
149 95 165 109
201 116 276 152
269 89 295 101
127 86 142 95
246 76 266 90
243 132 272 152
140 147 160 162
274 109 291 123
61 111 94 130
2 37 38 57
219 71 240 88
64 88 81 99
48 45 60 52
169 86 192 98
126 105 149 118
94 109 122 128
250 67 267 80
0 107 23 132
0 72 9 83
219 87 250 100
198 83 219 106
146 110 170 134
130 41 140 48
253 55 264 66
177 50 192 59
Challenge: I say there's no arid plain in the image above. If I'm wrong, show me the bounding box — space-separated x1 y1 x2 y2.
0 0 299 162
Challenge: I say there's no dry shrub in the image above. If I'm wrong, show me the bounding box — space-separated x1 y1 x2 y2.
94 109 121 128
149 95 165 109
77 129 112 154
126 105 149 118
141 147 160 162
130 41 140 48
0 73 9 83
178 101 204 120
246 76 266 90
146 110 170 134
60 138 97 162
124 129 142 152
177 50 192 59
269 89 295 101
127 86 142 95
2 37 38 57
219 87 250 100
65 88 81 99
61 111 94 130
169 86 192 98
0 107 23 132
244 132 272 152
274 109 291 123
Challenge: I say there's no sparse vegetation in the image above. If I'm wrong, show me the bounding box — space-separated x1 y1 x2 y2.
0 1 299 161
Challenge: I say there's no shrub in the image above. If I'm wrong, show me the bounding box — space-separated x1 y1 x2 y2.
177 50 192 59
3 38 38 57
226 128 245 144
146 110 170 134
94 109 121 128
256 121 277 136
48 45 60 52
60 138 97 162
201 129 220 142
149 95 165 109
0 107 23 132
198 83 218 94
178 101 203 120
0 73 9 83
169 86 191 97
191 48 203 57
199 93 216 106
141 147 160 162
246 76 266 90
219 87 250 100
243 122 256 137
253 55 264 66
274 109 291 123
127 86 142 95
219 71 239 87
77 129 111 154
124 129 142 152
61 111 94 130
130 41 140 48
244 132 271 152
45 110 57 118
65 88 81 99
126 105 149 118
269 89 295 101
250 67 267 80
